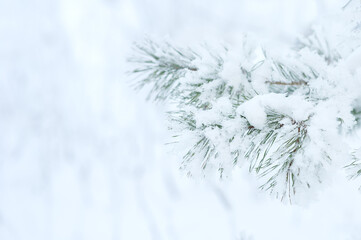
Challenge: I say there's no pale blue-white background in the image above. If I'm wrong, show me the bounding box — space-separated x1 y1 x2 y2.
1 0 360 239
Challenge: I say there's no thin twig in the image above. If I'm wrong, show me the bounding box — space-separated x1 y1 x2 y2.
265 80 308 86
187 67 198 71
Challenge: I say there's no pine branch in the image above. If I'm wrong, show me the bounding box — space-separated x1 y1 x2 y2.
263 59 317 94
128 39 199 101
241 108 311 202
127 29 360 203
128 39 321 201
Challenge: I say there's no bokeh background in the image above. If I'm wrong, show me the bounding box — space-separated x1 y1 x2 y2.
1 0 361 239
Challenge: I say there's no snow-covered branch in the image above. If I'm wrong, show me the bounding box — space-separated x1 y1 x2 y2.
128 5 361 203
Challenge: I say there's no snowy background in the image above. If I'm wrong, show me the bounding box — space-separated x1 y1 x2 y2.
1 0 361 239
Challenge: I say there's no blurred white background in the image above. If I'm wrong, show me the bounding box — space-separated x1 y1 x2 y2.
1 0 361 239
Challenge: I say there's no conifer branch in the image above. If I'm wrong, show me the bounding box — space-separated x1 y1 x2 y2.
128 15 361 203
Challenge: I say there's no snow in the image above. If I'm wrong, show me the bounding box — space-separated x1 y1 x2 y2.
1 0 361 240
237 93 313 129
238 97 267 129
346 46 361 73
194 96 233 128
